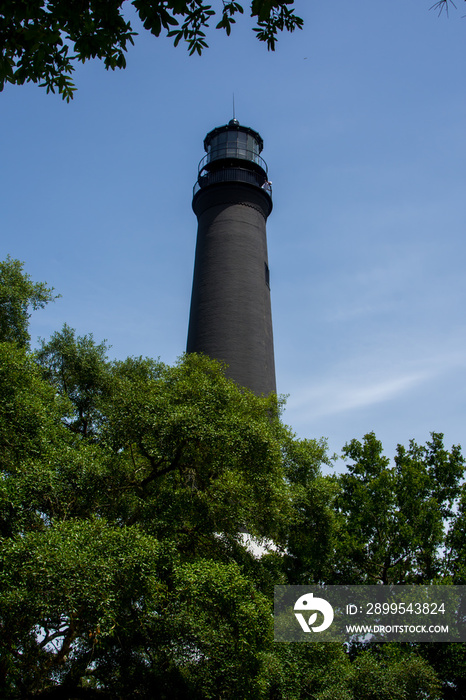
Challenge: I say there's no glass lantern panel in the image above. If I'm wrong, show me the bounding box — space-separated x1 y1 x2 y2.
247 134 261 164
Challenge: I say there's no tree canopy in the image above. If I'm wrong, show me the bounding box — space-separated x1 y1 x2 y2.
0 256 58 348
1 258 465 698
1 1 460 101
0 0 304 101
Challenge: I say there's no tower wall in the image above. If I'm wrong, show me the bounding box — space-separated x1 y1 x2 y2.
187 181 276 395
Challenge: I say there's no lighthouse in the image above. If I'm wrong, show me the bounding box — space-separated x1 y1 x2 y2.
187 118 276 395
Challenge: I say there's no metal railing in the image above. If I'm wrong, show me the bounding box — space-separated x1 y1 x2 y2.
198 147 268 175
193 167 272 198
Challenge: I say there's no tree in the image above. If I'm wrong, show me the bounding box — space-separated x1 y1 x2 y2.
326 432 466 699
0 256 58 348
0 0 304 101
0 340 451 698
328 431 464 585
1 0 461 101
0 258 459 697
0 316 340 696
36 324 112 438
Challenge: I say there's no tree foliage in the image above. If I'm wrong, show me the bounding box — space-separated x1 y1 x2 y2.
0 1 461 100
328 432 464 585
36 324 111 438
0 256 58 348
0 334 335 697
0 258 465 698
0 0 304 100
328 431 466 698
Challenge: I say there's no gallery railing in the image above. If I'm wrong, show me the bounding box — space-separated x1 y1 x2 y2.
193 167 272 198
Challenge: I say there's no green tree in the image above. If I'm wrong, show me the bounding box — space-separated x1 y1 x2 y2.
0 256 58 348
0 259 456 698
326 431 466 700
36 324 112 438
328 431 464 585
345 649 441 700
0 0 303 101
280 436 338 585
0 316 339 696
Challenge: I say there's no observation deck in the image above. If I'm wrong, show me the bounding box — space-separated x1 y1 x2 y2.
192 119 272 200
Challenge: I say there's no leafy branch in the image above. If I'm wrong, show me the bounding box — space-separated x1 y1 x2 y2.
0 0 303 98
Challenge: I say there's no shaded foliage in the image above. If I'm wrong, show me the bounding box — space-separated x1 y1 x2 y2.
36 325 112 438
0 256 58 348
0 0 303 100
0 259 464 698
329 432 464 585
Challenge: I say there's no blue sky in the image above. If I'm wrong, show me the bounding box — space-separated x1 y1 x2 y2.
2 0 465 461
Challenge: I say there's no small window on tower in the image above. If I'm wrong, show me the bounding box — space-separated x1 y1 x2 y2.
264 262 270 289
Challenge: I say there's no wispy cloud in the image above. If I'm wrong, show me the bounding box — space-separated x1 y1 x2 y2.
284 348 466 424
289 370 429 421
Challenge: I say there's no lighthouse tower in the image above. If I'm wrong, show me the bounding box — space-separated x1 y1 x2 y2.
187 119 276 395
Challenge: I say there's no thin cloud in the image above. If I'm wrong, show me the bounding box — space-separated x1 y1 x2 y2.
289 370 429 422
285 348 466 424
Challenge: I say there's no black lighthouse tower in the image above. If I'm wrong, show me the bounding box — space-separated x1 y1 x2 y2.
187 119 276 395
